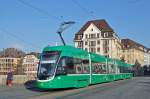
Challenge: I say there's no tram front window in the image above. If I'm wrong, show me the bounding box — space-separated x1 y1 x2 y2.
37 51 60 80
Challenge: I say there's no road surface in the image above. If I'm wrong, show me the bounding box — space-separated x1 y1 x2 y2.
0 77 150 99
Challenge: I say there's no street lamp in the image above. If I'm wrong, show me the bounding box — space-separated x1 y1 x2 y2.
57 21 75 46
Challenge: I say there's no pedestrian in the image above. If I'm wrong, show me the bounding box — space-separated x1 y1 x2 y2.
6 70 13 87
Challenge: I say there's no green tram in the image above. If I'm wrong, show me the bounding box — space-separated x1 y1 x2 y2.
36 45 133 89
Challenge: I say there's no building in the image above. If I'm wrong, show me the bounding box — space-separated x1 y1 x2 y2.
144 48 150 66
74 19 122 59
148 49 150 66
121 39 145 66
22 54 39 77
0 57 20 75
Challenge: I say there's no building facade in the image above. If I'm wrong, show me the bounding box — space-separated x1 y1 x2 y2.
0 57 20 74
74 19 122 59
121 39 145 66
144 48 150 66
22 54 39 77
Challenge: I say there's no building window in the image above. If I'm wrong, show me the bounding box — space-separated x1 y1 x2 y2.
85 41 88 45
77 35 82 40
97 33 100 38
90 48 96 53
85 34 88 39
78 42 82 47
104 32 108 37
103 40 109 54
97 40 100 44
90 34 96 39
104 40 109 45
97 48 100 52
91 28 93 31
75 35 82 39
90 41 96 46
104 47 109 54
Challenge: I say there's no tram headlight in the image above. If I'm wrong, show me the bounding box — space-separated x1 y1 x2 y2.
46 76 51 80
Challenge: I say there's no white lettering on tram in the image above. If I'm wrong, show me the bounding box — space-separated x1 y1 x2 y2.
41 60 56 64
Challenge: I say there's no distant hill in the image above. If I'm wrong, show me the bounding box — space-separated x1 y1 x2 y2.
0 48 26 58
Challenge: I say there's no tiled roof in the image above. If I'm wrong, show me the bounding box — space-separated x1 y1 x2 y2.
76 19 113 34
121 39 144 50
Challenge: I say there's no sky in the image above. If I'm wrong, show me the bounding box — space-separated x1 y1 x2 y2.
0 0 150 53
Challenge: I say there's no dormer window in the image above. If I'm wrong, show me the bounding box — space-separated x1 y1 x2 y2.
104 32 108 37
76 35 82 40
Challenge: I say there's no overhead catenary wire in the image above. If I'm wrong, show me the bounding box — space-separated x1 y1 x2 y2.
0 28 41 50
17 0 62 21
71 0 95 18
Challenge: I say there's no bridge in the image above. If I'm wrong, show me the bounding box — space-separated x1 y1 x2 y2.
0 77 150 99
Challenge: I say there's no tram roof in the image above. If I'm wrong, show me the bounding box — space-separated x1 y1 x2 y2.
89 52 106 63
43 45 106 62
43 45 88 54
43 45 88 59
115 59 133 67
43 45 132 67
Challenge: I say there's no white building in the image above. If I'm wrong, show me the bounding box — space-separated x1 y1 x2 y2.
144 48 150 66
22 54 39 77
74 19 122 59
0 57 20 74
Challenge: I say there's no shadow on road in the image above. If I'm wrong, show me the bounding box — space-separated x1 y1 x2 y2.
24 80 44 92
24 80 75 92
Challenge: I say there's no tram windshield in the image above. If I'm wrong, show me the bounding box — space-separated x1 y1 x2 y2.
37 51 60 80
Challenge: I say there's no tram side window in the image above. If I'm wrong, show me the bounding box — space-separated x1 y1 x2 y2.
65 57 75 74
82 59 90 74
102 64 107 74
92 62 106 74
74 58 82 74
57 56 75 74
119 66 130 73
119 66 124 73
107 64 111 73
116 65 120 73
57 56 90 74
109 64 116 74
